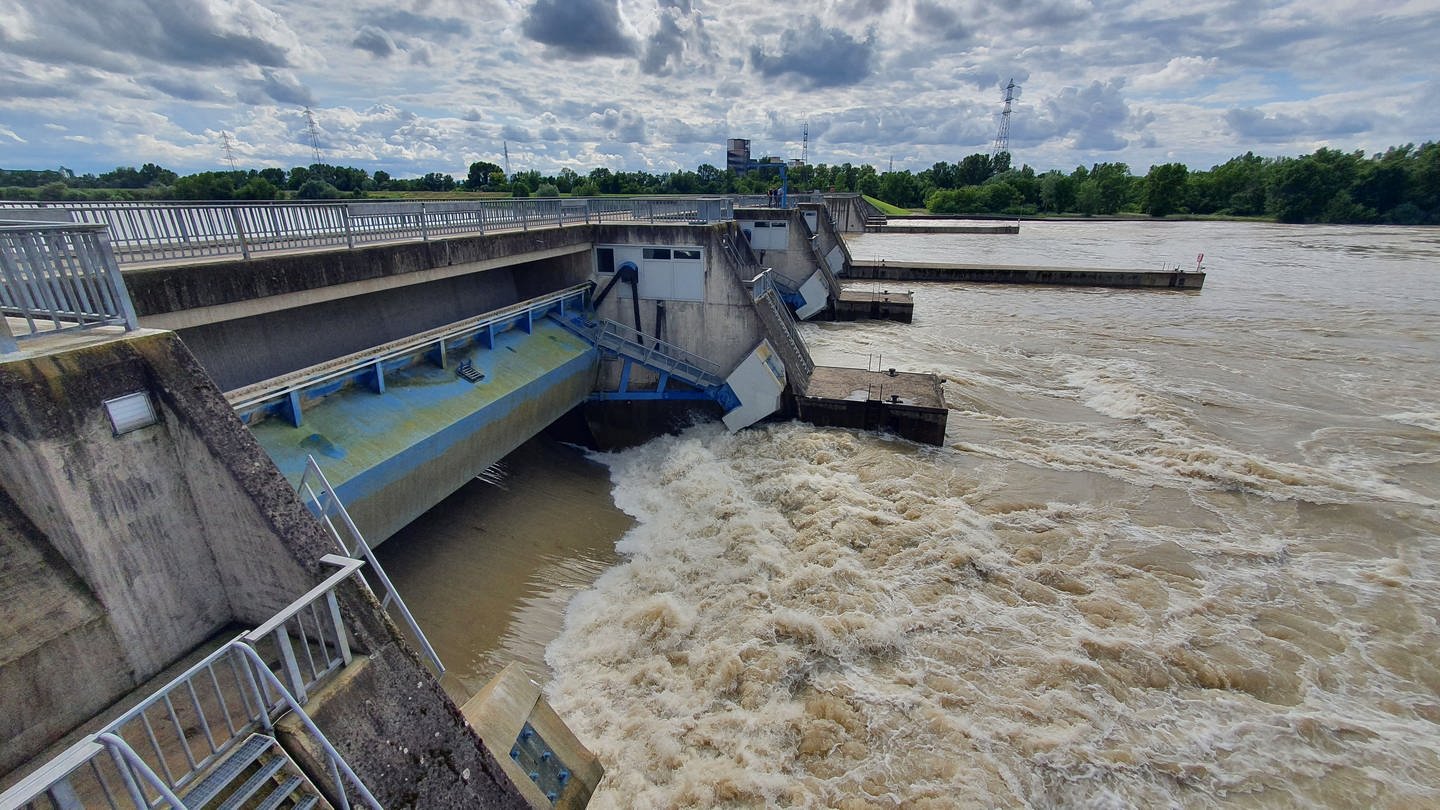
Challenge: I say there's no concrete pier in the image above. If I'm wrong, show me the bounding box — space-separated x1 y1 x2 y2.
871 222 1020 234
847 260 1205 290
794 366 947 446
831 290 914 322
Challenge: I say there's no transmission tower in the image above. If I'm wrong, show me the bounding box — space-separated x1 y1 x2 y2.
503 141 510 177
303 107 322 163
991 78 1019 158
801 121 809 165
220 131 239 171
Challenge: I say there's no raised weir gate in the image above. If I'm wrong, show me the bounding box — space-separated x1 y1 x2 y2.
0 197 954 807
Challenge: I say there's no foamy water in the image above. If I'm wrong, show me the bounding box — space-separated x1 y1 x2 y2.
546 222 1440 807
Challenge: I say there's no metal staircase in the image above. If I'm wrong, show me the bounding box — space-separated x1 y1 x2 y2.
182 734 323 810
751 282 814 395
551 312 727 393
2 568 382 810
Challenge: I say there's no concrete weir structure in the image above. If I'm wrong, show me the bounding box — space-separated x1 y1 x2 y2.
847 259 1206 290
1 198 949 807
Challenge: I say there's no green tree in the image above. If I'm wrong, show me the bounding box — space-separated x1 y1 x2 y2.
878 171 921 208
956 153 995 186
295 179 340 199
465 161 503 190
982 181 1021 212
535 183 559 197
234 177 279 200
1142 162 1189 217
856 165 880 197
1075 178 1102 215
1089 163 1133 214
1038 170 1075 212
170 172 236 200
926 187 987 213
1266 149 1360 223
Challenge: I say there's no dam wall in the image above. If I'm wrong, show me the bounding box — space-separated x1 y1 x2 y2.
0 329 529 805
823 194 884 232
125 228 594 391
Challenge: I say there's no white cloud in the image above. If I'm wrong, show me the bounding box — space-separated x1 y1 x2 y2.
1131 56 1220 93
0 0 1434 176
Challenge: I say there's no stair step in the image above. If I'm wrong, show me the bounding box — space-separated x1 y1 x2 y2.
216 755 287 810
253 775 304 810
180 735 272 808
456 360 484 383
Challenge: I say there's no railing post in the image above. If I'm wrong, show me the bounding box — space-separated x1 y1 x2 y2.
419 202 429 242
0 316 16 355
326 590 353 666
344 204 355 249
94 231 139 331
274 626 309 704
227 206 251 259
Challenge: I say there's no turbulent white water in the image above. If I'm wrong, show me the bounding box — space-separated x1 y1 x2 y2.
545 222 1440 808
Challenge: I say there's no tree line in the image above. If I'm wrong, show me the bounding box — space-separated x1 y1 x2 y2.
885 144 1439 224
2 141 1436 224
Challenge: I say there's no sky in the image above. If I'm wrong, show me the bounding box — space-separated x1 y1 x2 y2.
1 0 1437 179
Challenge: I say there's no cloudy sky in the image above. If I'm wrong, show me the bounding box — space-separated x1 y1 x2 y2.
1 0 1436 179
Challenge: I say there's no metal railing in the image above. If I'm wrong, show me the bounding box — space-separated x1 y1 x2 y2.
297 456 445 676
0 555 381 810
0 221 138 352
228 283 592 424
3 197 734 268
591 318 723 389
243 557 362 706
732 193 825 209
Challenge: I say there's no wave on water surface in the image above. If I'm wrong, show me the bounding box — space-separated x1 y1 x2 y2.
546 422 1440 808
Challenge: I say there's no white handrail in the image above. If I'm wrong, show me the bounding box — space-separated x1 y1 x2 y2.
297 459 446 677
227 283 591 415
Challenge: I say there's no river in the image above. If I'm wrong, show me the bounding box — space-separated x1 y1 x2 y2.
384 220 1440 808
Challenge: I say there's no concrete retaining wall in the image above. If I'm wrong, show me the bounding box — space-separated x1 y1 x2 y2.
125 230 594 392
0 330 529 805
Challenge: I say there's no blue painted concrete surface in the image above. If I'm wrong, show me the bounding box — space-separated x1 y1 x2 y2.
251 320 599 544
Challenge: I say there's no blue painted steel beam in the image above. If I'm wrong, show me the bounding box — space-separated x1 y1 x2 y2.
590 391 714 401
617 358 633 393
286 390 303 428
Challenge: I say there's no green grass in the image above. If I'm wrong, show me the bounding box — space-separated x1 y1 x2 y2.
862 195 913 217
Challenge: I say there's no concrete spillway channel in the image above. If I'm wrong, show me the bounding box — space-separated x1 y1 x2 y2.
230 286 599 547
